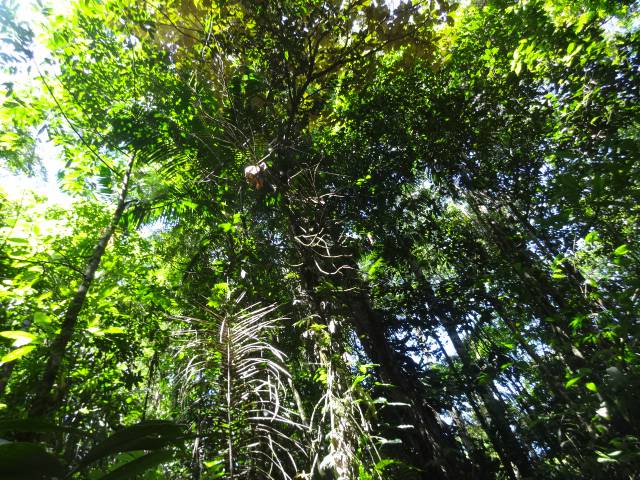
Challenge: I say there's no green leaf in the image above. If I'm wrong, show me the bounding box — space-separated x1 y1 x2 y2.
218 222 234 233
585 382 598 392
0 418 82 434
514 60 522 76
351 374 367 388
5 237 28 245
613 244 630 256
374 458 399 472
0 442 66 480
585 231 599 243
180 200 197 210
102 326 126 335
33 312 50 326
95 450 174 480
98 286 119 302
597 457 617 463
0 345 36 364
358 363 377 374
0 330 37 347
565 376 581 388
367 257 383 278
80 421 183 467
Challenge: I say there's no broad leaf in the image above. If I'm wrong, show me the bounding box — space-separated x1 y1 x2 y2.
80 421 183 467
95 450 174 480
0 442 65 480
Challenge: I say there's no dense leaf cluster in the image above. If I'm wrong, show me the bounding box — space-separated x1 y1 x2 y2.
0 0 639 479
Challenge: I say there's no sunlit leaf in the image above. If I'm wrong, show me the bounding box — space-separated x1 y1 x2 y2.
0 345 36 364
613 244 630 256
0 331 37 347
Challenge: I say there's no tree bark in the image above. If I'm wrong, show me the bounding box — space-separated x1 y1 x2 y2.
343 290 470 479
29 156 135 417
289 217 471 478
443 324 533 478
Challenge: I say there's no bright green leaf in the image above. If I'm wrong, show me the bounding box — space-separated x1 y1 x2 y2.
565 376 581 388
613 244 630 256
0 330 37 347
0 345 36 364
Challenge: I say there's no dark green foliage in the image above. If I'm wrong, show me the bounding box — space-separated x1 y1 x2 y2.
1 0 639 478
0 420 185 479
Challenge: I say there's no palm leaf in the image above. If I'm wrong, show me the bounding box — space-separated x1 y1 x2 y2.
174 295 309 479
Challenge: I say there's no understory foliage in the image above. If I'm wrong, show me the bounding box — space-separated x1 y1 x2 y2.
0 0 639 479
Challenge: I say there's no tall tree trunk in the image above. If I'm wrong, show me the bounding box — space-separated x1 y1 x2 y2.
407 254 533 477
465 196 591 371
289 218 471 478
343 289 470 479
433 337 502 480
443 324 533 478
29 156 135 417
450 405 497 478
484 293 596 438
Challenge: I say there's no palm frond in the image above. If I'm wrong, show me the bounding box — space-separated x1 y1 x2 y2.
173 295 309 479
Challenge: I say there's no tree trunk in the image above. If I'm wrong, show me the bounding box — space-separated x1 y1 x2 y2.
29 156 135 417
407 254 533 477
290 232 470 477
341 288 471 479
443 324 533 478
450 405 497 478
434 337 501 480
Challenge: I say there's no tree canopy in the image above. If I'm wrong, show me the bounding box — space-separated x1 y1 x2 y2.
1 0 639 478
